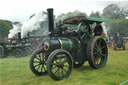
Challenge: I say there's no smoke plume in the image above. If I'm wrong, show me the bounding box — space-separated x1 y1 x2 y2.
8 11 47 38
8 24 22 38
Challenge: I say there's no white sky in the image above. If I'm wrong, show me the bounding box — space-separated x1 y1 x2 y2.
0 0 128 22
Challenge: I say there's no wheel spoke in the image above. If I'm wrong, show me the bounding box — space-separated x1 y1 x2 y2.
52 66 57 69
37 64 41 71
52 63 57 69
61 68 64 76
62 57 68 63
34 63 40 67
98 58 101 64
41 65 43 72
94 47 98 52
95 57 100 65
52 63 57 66
38 54 42 60
63 67 68 73
100 59 104 64
54 56 59 63
35 56 41 61
96 61 98 64
34 61 40 63
64 65 69 67
58 68 60 76
43 65 47 72
58 56 62 62
54 67 59 75
42 56 45 61
100 53 105 57
62 60 67 64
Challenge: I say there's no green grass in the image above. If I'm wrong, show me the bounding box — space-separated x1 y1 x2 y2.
0 45 128 85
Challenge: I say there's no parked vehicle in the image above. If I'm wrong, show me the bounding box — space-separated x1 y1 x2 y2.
113 32 125 50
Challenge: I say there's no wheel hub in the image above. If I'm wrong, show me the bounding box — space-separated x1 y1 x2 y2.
40 61 45 65
56 62 64 68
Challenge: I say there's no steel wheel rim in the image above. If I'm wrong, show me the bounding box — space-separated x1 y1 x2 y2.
93 38 107 67
50 52 72 78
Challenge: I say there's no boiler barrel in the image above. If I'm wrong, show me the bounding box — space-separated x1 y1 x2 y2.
58 38 80 51
43 37 80 52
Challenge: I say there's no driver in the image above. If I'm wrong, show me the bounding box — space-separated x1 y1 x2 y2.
94 23 103 36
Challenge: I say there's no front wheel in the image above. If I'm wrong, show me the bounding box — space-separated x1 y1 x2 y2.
29 49 47 76
87 36 108 69
46 49 73 81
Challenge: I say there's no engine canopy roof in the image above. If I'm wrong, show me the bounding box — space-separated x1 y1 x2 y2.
63 16 108 25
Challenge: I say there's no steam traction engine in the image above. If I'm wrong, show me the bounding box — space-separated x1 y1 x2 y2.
113 32 125 50
0 33 32 58
29 8 108 80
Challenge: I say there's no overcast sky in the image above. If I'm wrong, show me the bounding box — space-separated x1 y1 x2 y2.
0 0 128 22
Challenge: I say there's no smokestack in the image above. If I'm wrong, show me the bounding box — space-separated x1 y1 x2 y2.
47 8 54 37
27 33 30 39
18 32 21 43
18 32 21 40
27 33 30 42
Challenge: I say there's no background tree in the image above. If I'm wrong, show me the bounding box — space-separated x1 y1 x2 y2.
106 18 128 38
56 10 87 22
0 19 12 39
102 4 128 38
102 4 128 19
89 11 101 18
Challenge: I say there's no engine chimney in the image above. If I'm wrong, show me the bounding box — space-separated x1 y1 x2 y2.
18 32 21 40
47 8 54 37
18 32 21 43
27 33 30 42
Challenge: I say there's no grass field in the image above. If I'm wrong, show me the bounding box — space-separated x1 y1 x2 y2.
0 45 128 85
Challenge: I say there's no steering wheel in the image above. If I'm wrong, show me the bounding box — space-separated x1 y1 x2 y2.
77 22 92 44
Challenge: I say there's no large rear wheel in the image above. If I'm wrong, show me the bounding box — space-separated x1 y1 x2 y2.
87 36 108 69
46 49 73 81
29 49 47 76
